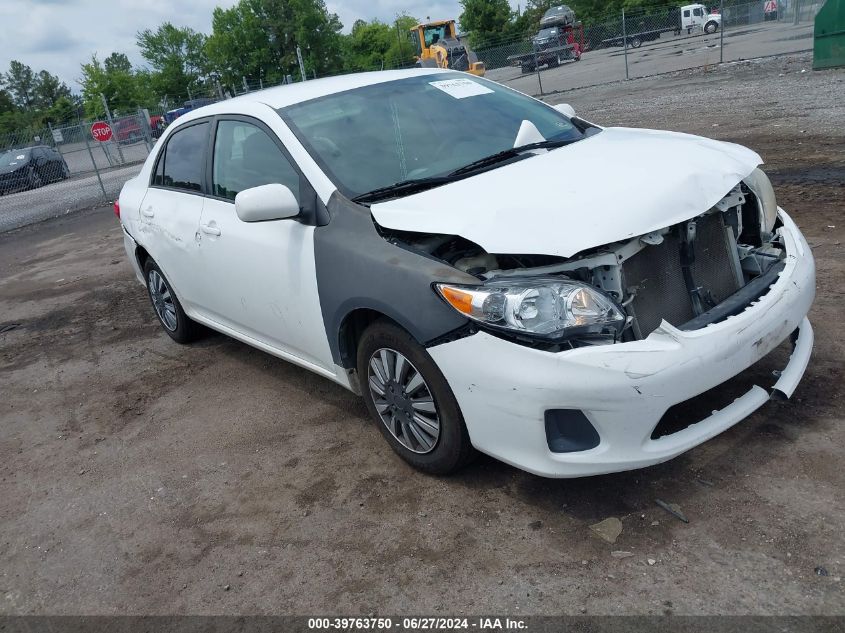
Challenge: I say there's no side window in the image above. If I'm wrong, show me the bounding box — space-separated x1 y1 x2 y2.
683 9 690 17
152 146 166 186
212 120 300 202
693 7 702 16
160 122 209 192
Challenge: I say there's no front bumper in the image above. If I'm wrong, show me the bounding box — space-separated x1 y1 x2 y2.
429 209 815 478
0 172 29 193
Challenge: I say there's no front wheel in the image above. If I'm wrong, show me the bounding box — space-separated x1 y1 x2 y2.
705 21 718 34
28 168 43 189
357 320 474 475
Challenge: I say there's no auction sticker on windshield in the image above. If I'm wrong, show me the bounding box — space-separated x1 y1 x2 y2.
429 78 494 99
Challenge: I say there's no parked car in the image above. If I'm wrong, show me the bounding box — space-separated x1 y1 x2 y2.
114 117 144 144
149 115 166 139
540 5 575 28
0 145 69 195
118 69 814 478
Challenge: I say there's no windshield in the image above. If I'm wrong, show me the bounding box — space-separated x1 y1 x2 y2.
0 150 30 167
281 73 588 198
537 27 559 38
424 25 448 46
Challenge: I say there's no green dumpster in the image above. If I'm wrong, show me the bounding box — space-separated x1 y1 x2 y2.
814 0 845 69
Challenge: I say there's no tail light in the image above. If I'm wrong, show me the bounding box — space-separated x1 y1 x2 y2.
113 200 120 219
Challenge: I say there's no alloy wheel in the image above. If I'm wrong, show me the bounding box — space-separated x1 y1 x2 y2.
367 348 441 454
147 269 178 331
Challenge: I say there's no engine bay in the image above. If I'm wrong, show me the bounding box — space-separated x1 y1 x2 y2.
379 182 787 343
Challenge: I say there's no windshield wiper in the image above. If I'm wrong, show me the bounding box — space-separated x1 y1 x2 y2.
351 139 578 204
351 176 455 204
448 138 578 176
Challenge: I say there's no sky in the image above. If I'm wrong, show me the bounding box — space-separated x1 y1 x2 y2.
0 0 521 91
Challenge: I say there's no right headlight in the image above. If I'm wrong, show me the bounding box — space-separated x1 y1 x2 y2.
436 277 626 341
743 167 778 237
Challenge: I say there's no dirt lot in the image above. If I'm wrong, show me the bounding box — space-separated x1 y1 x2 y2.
1 54 843 616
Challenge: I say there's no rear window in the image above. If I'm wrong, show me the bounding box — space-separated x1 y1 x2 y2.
155 122 209 192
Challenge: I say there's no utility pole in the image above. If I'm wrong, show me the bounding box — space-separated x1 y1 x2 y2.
395 19 405 67
296 46 307 82
622 9 629 80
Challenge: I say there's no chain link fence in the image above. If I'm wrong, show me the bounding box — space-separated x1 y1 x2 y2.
481 0 825 97
0 108 171 232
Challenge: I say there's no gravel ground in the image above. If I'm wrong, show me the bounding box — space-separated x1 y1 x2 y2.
0 53 843 616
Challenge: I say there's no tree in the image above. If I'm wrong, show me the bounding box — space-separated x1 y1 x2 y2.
32 70 71 110
206 0 279 90
205 0 345 90
104 52 133 74
79 53 155 118
458 0 514 47
4 60 36 110
343 16 417 71
137 23 208 101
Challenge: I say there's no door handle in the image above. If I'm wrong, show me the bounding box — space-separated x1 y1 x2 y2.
200 223 221 236
141 207 154 217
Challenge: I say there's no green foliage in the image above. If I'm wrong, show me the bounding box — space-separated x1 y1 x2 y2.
137 23 208 101
32 70 72 111
459 0 515 47
205 0 347 90
0 61 77 136
79 53 156 118
5 60 37 110
343 15 417 71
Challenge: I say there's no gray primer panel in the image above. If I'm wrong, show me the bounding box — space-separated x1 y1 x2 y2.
315 193 478 367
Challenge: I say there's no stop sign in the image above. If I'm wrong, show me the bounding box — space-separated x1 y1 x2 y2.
91 121 113 142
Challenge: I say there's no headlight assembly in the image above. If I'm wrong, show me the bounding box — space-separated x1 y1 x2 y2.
436 278 626 340
743 167 778 237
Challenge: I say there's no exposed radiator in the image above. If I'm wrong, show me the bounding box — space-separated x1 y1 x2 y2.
623 212 742 338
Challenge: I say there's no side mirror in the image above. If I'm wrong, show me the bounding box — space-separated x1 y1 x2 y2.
235 183 299 222
554 103 576 118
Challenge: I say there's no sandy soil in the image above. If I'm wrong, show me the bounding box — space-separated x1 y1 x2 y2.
1 54 843 615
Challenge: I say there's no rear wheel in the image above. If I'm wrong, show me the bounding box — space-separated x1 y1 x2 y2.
357 320 474 475
630 36 642 48
143 259 204 344
28 168 43 189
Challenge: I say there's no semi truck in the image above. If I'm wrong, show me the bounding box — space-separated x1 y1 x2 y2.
602 4 722 49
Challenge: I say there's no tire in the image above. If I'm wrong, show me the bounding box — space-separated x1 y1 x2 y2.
143 259 204 344
27 168 43 190
705 21 718 34
357 320 474 475
630 36 642 48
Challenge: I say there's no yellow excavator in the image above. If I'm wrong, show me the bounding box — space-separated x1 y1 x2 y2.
410 19 486 76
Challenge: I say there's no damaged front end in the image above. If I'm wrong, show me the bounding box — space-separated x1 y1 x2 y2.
381 168 789 349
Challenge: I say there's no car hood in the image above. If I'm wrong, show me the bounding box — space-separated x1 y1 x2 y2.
0 162 27 175
370 127 762 258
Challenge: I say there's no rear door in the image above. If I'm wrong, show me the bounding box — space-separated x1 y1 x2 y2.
138 119 209 312
194 116 333 370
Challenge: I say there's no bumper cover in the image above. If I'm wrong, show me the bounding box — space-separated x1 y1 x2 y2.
429 209 815 477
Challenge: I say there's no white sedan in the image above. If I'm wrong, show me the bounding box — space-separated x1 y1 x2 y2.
117 69 814 477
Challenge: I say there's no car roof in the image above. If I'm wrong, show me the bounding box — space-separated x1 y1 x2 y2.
178 68 451 123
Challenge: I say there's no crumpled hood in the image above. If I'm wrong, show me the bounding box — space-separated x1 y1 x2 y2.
370 127 762 258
